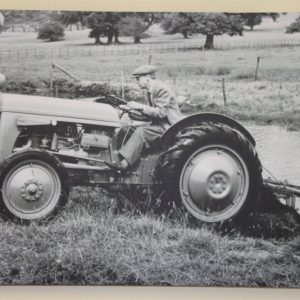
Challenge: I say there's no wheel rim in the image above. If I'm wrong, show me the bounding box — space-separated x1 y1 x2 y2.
2 160 62 220
179 145 250 223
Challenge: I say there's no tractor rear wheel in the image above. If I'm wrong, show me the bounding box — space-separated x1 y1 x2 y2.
158 124 262 224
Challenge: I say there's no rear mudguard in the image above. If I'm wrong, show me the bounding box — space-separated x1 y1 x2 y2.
161 112 255 148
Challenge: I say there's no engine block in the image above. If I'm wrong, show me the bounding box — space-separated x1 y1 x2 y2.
80 133 110 149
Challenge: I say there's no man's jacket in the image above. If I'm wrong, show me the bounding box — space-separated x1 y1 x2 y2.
142 80 183 130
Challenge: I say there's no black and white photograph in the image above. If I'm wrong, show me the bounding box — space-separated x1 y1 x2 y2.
0 5 299 288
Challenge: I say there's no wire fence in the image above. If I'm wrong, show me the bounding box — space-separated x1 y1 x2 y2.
1 39 300 62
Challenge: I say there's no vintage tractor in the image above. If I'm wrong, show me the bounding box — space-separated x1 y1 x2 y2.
0 70 268 224
0 88 265 224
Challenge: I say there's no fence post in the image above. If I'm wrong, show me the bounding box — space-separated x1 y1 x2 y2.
255 56 260 81
49 62 54 97
121 70 125 98
222 78 227 107
148 54 152 65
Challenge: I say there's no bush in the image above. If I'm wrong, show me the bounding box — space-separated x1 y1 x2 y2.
37 22 65 42
286 16 300 33
286 21 300 33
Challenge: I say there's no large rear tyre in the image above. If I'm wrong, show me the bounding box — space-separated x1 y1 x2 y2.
158 124 262 224
0 149 70 223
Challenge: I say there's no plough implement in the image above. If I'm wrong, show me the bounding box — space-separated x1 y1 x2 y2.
263 178 300 209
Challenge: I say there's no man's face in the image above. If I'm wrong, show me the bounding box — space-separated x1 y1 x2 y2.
136 75 149 89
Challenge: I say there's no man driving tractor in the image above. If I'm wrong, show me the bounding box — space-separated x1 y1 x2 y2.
106 64 182 171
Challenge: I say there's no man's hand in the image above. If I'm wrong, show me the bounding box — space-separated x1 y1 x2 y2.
127 101 146 111
119 104 130 111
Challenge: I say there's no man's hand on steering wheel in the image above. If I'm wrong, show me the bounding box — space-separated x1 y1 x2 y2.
127 101 146 111
118 103 151 122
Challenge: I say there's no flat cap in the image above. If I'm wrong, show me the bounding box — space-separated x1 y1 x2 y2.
132 65 157 78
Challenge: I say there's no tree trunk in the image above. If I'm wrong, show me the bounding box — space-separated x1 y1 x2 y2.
183 31 189 39
94 34 102 45
134 36 141 44
107 31 113 45
204 34 214 50
114 31 121 44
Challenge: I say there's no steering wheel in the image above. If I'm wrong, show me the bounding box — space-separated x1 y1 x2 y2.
119 105 151 122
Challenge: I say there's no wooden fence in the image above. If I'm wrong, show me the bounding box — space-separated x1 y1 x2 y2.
1 39 300 61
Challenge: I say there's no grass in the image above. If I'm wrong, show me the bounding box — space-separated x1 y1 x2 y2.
0 187 299 286
2 46 300 130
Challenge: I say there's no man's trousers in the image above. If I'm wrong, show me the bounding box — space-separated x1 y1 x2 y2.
119 125 165 166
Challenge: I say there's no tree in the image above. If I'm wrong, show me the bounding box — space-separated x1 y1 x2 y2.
54 11 88 30
37 22 65 42
192 13 244 49
85 12 123 45
242 14 263 31
85 12 106 44
0 10 53 32
286 15 300 33
160 13 195 38
160 13 244 49
118 13 155 43
241 13 280 31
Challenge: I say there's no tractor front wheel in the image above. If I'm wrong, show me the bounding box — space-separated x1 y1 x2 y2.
0 149 70 222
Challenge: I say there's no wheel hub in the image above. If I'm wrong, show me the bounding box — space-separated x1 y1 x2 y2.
180 145 249 223
21 179 43 202
208 173 228 195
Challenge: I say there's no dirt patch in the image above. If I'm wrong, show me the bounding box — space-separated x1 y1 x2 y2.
225 187 300 240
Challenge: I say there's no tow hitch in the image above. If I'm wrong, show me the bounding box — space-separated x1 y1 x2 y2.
263 178 300 209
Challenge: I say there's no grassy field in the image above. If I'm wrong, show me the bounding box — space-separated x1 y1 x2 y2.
0 14 299 286
0 187 299 286
1 46 300 130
